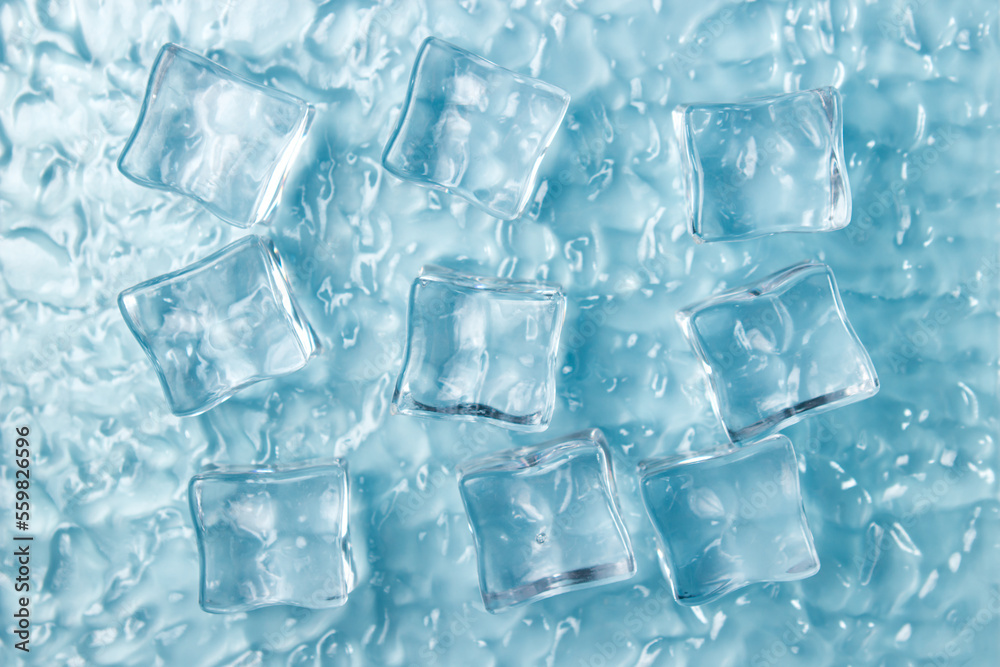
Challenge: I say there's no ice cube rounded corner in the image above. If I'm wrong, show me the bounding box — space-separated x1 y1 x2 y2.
117 43 314 228
381 37 570 221
673 86 851 243
457 429 636 612
118 235 320 417
188 460 356 613
392 266 566 432
638 434 820 606
676 261 878 442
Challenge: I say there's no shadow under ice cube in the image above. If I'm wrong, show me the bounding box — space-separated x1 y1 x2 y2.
458 429 635 612
118 235 319 417
393 268 565 431
382 37 570 220
118 43 314 228
674 86 851 242
638 434 819 606
677 262 878 442
189 461 355 613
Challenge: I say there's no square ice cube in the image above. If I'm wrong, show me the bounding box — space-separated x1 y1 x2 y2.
458 429 635 612
189 461 355 613
674 86 851 242
118 43 314 228
118 235 319 416
677 262 878 442
638 434 819 606
382 37 570 220
392 268 566 431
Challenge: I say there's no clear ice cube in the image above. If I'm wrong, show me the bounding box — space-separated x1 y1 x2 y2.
189 461 355 613
674 86 851 242
677 262 878 442
118 235 319 416
382 37 570 220
458 429 635 612
118 43 314 228
638 434 819 606
393 268 566 431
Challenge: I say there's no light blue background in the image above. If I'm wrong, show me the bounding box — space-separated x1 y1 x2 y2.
1 0 997 665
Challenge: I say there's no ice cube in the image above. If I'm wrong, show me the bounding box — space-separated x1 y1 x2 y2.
638 434 819 605
118 235 319 416
393 267 566 431
674 87 851 242
382 37 570 220
677 262 878 442
188 461 355 613
458 429 635 612
118 43 314 228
